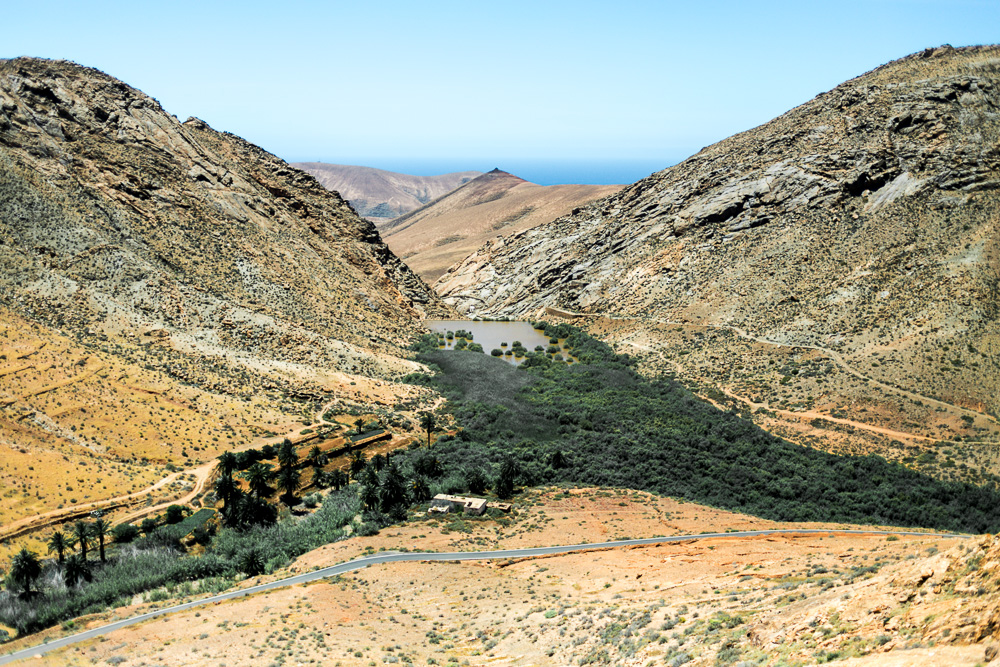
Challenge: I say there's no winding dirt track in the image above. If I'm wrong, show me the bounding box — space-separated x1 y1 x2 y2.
595 312 996 424
0 473 186 544
613 316 1000 447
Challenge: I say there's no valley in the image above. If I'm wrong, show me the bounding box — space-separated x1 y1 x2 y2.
2 43 1000 667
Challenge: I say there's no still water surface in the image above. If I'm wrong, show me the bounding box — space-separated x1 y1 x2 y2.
423 320 573 366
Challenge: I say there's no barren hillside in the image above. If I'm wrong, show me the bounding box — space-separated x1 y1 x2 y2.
437 45 1000 468
381 168 622 281
292 162 480 221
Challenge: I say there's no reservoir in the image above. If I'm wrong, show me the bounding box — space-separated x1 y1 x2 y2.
423 320 575 365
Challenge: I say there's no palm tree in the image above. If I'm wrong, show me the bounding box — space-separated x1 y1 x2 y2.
277 465 301 505
495 454 521 500
348 449 367 479
378 461 409 513
277 439 298 470
214 473 239 516
215 451 238 477
308 446 327 470
359 481 379 511
354 418 366 435
91 518 111 563
64 553 92 588
330 469 349 491
465 467 488 495
47 530 69 566
360 464 379 489
238 548 265 577
9 548 41 598
241 462 274 499
410 475 431 502
72 520 91 561
419 412 437 448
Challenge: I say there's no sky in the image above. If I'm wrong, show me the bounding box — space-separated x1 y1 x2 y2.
3 0 998 184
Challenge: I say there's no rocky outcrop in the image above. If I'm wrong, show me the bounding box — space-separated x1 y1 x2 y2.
437 45 1000 415
0 58 451 383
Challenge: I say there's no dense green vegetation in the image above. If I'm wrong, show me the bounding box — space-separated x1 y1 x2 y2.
407 323 1000 534
0 490 367 636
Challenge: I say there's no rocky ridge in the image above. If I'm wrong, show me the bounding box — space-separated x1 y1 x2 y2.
0 57 451 538
437 45 1000 461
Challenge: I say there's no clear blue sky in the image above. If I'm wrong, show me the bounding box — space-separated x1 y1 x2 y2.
4 1 998 183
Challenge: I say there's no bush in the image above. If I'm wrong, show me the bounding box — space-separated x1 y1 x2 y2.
165 505 186 524
110 524 139 544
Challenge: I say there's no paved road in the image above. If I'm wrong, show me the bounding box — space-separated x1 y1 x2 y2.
0 528 969 664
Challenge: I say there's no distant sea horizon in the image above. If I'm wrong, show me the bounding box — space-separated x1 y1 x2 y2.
297 158 685 186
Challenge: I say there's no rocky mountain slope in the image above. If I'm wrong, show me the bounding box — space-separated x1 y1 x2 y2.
437 45 1000 474
380 168 622 281
0 57 449 535
0 57 448 370
291 162 480 221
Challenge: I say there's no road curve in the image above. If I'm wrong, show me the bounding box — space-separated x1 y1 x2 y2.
0 528 969 664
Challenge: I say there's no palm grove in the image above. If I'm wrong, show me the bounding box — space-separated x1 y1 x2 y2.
0 402 521 637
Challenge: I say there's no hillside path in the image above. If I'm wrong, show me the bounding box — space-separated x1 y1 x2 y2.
622 336 999 447
594 312 996 425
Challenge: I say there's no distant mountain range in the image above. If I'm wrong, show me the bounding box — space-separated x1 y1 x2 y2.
378 169 621 282
291 162 480 220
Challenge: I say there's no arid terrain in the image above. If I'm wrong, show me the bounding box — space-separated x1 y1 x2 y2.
437 45 1000 474
292 162 481 222
4 47 1000 667
5 488 998 667
0 57 449 561
380 169 622 282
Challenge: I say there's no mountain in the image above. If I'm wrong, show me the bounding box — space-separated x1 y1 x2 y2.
381 168 622 281
291 162 481 221
437 45 1000 473
0 57 449 538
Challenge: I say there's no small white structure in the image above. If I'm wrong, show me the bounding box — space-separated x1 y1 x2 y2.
430 494 488 516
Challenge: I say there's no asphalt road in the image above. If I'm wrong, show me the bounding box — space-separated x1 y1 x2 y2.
0 528 969 664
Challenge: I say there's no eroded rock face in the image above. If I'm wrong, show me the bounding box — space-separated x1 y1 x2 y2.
0 57 450 381
437 45 1000 413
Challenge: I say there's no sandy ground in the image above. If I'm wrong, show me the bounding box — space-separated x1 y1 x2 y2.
7 487 994 667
